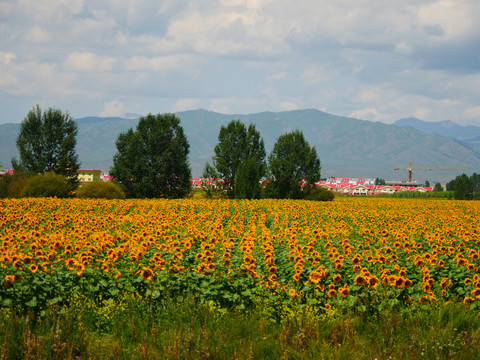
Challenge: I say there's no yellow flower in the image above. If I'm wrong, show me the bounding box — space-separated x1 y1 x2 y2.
308 271 322 284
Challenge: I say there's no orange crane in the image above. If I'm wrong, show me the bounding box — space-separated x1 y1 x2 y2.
394 162 469 182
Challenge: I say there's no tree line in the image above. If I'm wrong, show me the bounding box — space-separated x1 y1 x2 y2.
446 173 480 200
1 105 333 201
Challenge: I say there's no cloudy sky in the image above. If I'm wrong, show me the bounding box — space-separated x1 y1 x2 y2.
1 0 479 125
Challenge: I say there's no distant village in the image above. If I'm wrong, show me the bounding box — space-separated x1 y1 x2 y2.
192 176 433 195
1 168 434 195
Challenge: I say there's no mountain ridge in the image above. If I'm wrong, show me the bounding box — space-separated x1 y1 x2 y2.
395 117 480 141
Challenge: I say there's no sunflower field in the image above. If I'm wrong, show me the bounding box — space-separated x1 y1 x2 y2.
1 197 480 317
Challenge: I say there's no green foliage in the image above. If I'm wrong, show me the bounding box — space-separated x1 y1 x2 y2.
375 177 386 185
303 186 335 201
235 157 262 199
204 120 266 199
21 172 73 198
11 105 80 188
110 113 191 198
434 182 443 191
453 173 473 200
0 171 34 198
1 299 480 359
382 190 453 199
76 181 126 199
267 130 320 199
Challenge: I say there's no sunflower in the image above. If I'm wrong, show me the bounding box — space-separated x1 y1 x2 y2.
76 263 85 276
3 275 15 289
140 267 154 280
327 289 337 298
367 276 379 289
440 278 451 289
463 297 475 306
352 256 361 265
471 288 480 299
29 264 38 273
354 274 366 286
339 286 349 298
394 277 405 288
333 274 342 283
288 288 297 297
308 271 322 284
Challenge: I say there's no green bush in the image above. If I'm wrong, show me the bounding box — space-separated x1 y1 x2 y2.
0 171 34 198
303 186 335 201
21 172 73 198
76 181 126 199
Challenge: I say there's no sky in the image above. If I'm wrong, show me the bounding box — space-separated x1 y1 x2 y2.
0 0 479 125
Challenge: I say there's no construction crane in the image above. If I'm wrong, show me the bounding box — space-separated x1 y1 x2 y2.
394 162 469 182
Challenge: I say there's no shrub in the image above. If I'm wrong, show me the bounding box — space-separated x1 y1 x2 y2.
21 172 73 198
303 186 335 201
76 181 126 199
0 171 34 198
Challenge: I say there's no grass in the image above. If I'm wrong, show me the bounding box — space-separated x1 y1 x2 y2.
1 295 480 359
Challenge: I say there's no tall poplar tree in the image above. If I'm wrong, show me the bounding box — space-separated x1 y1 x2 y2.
12 105 80 187
267 130 320 199
203 120 266 198
110 113 191 198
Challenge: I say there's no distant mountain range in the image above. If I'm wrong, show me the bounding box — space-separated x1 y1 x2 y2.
1 109 479 183
394 117 480 141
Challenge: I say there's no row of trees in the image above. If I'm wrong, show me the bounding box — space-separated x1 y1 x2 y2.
203 120 324 199
446 173 480 200
5 106 332 200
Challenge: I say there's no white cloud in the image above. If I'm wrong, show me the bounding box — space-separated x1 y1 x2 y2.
462 106 480 120
124 54 195 71
414 108 431 120
0 52 16 65
24 25 51 43
267 72 287 81
349 108 381 121
171 98 202 112
0 0 479 127
417 0 478 39
354 88 382 104
98 101 125 117
302 66 328 85
394 42 414 55
64 52 116 72
278 101 298 111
